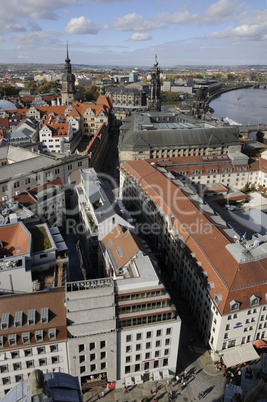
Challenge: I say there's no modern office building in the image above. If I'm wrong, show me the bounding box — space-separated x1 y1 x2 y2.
100 224 181 387
65 279 117 392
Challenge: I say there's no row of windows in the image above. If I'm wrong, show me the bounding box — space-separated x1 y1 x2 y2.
118 289 166 301
126 338 171 353
79 352 106 364
80 362 106 374
125 357 169 374
2 163 81 192
78 341 106 353
0 355 60 374
120 312 176 328
126 328 171 342
6 344 58 359
119 300 170 314
2 366 61 386
126 349 170 363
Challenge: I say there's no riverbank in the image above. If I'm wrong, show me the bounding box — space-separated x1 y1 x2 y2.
209 86 267 126
207 84 252 104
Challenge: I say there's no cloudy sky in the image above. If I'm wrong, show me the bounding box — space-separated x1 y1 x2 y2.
0 0 266 66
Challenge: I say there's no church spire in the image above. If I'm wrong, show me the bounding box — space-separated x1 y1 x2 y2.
148 55 161 111
153 54 158 67
65 41 72 73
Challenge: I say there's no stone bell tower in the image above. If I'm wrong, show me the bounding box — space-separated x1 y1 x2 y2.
147 54 161 111
61 42 76 105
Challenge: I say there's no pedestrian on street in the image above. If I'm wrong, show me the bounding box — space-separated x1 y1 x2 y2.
176 375 179 383
167 379 170 386
182 381 186 390
198 393 201 400
124 385 128 394
150 388 153 395
201 391 204 399
184 370 187 377
101 391 104 398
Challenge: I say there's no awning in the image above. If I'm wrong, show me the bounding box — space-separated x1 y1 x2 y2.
134 374 142 384
162 369 170 378
222 343 259 367
153 371 161 381
254 339 267 349
125 377 133 387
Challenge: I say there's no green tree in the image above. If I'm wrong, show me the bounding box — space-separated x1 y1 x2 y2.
0 86 20 97
84 85 99 101
26 82 37 93
36 81 61 94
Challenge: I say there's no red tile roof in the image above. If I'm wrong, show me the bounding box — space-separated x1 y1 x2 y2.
29 178 63 195
0 288 67 349
0 223 30 256
121 159 267 315
84 124 107 160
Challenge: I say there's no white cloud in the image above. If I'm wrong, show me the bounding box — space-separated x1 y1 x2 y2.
129 33 152 41
210 8 267 41
163 0 241 26
12 31 60 46
232 24 264 37
0 19 26 34
4 0 77 20
112 12 164 32
65 16 106 34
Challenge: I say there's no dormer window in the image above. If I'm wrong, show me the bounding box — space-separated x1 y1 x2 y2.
250 295 260 307
207 282 214 293
230 300 240 312
214 294 222 307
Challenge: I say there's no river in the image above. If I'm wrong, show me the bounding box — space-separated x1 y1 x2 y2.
209 87 267 126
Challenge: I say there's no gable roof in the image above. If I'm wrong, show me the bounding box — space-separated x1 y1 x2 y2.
0 222 31 256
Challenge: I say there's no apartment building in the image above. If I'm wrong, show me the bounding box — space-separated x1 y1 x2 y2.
39 114 81 154
0 141 88 200
99 224 181 387
27 178 65 228
65 279 117 392
68 168 134 275
119 159 267 366
151 152 265 190
0 288 68 398
0 221 68 294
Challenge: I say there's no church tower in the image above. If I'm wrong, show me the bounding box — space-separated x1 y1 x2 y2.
147 54 161 111
61 42 76 105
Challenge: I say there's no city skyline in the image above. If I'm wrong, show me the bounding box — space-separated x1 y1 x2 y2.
0 0 266 67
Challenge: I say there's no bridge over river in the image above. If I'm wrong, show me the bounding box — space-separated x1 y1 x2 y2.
238 124 267 143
